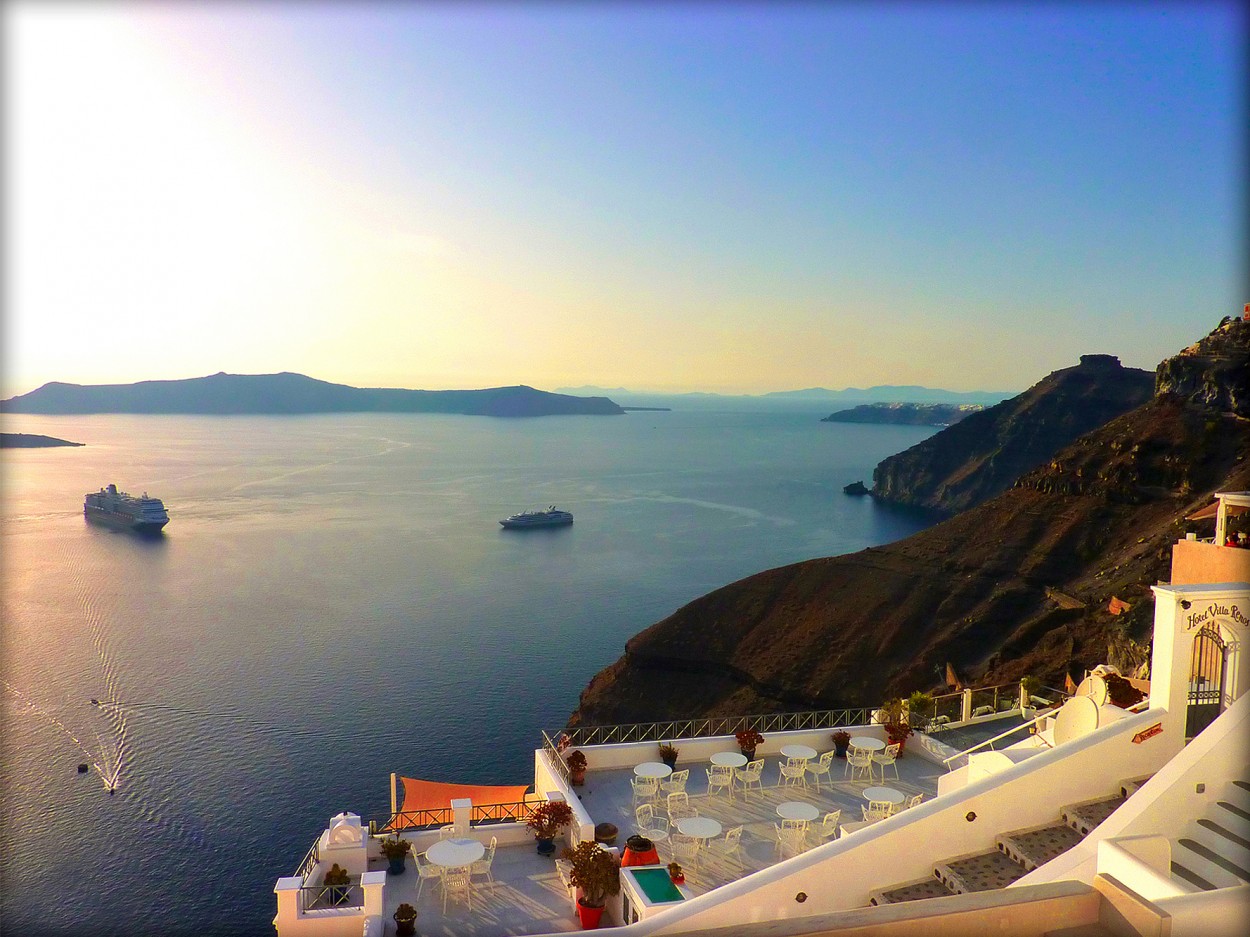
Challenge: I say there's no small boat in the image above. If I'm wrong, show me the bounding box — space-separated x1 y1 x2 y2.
499 506 574 529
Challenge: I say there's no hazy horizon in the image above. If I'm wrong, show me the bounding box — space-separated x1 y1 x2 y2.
5 1 1244 398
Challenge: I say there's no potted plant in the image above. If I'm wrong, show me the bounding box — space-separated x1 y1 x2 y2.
735 729 764 760
566 749 588 786
658 742 679 769
1020 674 1042 704
667 861 684 885
527 800 575 855
322 863 350 906
393 902 417 936
378 836 410 875
564 840 621 930
831 729 852 758
879 697 912 754
907 691 934 729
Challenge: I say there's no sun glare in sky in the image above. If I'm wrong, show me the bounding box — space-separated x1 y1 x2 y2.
3 1 1244 398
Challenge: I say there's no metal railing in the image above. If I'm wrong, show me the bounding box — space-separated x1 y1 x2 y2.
300 881 364 911
295 839 319 882
371 800 537 835
929 691 963 725
549 707 875 749
542 730 571 787
970 684 1017 716
941 708 1055 770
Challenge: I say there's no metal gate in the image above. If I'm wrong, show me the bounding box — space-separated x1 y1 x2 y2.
1186 623 1227 739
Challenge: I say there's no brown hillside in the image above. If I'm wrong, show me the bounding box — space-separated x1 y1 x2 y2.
571 318 1250 725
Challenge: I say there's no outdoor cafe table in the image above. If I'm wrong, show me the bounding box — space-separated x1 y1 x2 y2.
850 736 886 752
862 786 905 806
780 744 817 760
426 837 485 867
710 751 748 768
677 816 722 841
634 762 673 779
776 802 820 822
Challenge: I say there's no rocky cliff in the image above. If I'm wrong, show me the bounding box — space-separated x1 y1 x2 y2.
571 318 1249 725
870 355 1153 515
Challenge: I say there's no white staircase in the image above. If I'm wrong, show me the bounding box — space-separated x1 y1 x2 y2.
1171 777 1250 892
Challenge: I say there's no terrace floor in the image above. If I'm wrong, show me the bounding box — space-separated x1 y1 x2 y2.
373 749 945 936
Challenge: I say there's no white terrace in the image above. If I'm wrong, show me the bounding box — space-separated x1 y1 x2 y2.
275 578 1250 937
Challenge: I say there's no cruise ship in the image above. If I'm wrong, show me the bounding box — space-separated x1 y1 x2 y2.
500 507 574 529
272 491 1249 937
84 483 170 533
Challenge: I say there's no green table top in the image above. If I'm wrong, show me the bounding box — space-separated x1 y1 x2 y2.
628 867 685 904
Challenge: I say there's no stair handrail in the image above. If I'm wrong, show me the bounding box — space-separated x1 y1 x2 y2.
941 707 1057 770
941 695 1152 770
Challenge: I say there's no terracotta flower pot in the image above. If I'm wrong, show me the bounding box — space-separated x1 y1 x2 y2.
576 898 606 929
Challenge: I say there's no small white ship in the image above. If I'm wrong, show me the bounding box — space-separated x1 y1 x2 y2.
84 483 169 533
499 506 573 529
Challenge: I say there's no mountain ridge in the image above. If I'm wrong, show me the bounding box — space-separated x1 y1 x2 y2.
1 371 625 418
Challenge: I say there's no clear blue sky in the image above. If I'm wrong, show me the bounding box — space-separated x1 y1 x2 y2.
4 0 1244 396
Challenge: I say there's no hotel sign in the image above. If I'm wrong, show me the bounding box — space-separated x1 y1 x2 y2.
1132 723 1163 744
1185 601 1248 632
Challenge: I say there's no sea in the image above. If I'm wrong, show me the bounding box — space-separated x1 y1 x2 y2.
0 409 937 936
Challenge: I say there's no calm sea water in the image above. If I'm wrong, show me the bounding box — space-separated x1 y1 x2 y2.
1 410 935 936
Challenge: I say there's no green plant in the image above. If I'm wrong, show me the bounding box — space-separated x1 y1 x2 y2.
658 743 679 761
907 691 934 726
667 861 683 879
378 837 410 860
1020 675 1043 696
566 749 587 771
735 729 764 750
526 800 575 839
878 697 905 724
323 863 350 887
832 730 851 745
563 841 621 907
394 902 417 936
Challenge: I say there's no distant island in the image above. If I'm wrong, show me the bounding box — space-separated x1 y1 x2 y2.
1 433 85 448
821 403 984 426
0 372 626 418
557 384 1013 406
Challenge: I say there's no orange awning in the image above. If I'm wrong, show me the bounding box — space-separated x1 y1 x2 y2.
389 776 531 830
1186 501 1249 521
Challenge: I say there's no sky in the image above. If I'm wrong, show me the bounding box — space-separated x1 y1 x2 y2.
3 0 1245 398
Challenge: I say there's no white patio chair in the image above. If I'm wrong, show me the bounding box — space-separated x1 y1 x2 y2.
437 824 457 840
414 849 444 901
667 791 699 821
660 769 689 797
705 765 734 799
863 800 893 823
711 825 743 863
470 835 497 888
845 746 874 781
872 743 901 781
554 857 576 901
779 756 808 790
671 833 701 872
805 751 836 791
774 820 807 858
904 792 924 810
441 864 473 914
631 775 659 806
818 809 841 841
735 759 765 798
635 803 670 843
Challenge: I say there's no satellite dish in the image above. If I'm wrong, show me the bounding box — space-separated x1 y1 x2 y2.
1074 674 1109 706
1054 695 1101 745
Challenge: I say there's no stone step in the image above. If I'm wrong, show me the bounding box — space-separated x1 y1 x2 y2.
1043 924 1117 937
868 875 957 905
997 821 1084 872
1171 859 1217 892
1224 779 1250 813
1118 773 1153 800
935 848 1029 894
1215 799 1250 826
1174 837 1250 889
1061 794 1125 836
1190 817 1250 871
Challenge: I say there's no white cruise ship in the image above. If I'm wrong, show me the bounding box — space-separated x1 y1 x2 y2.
272 491 1250 937
84 483 170 533
500 507 573 529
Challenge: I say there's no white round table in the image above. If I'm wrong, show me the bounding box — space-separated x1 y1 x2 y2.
850 736 885 752
863 786 905 805
780 744 817 760
426 837 485 867
634 762 673 779
776 801 819 822
710 751 747 768
677 816 722 839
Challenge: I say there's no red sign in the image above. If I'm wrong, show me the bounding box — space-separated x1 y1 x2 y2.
1132 723 1162 744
